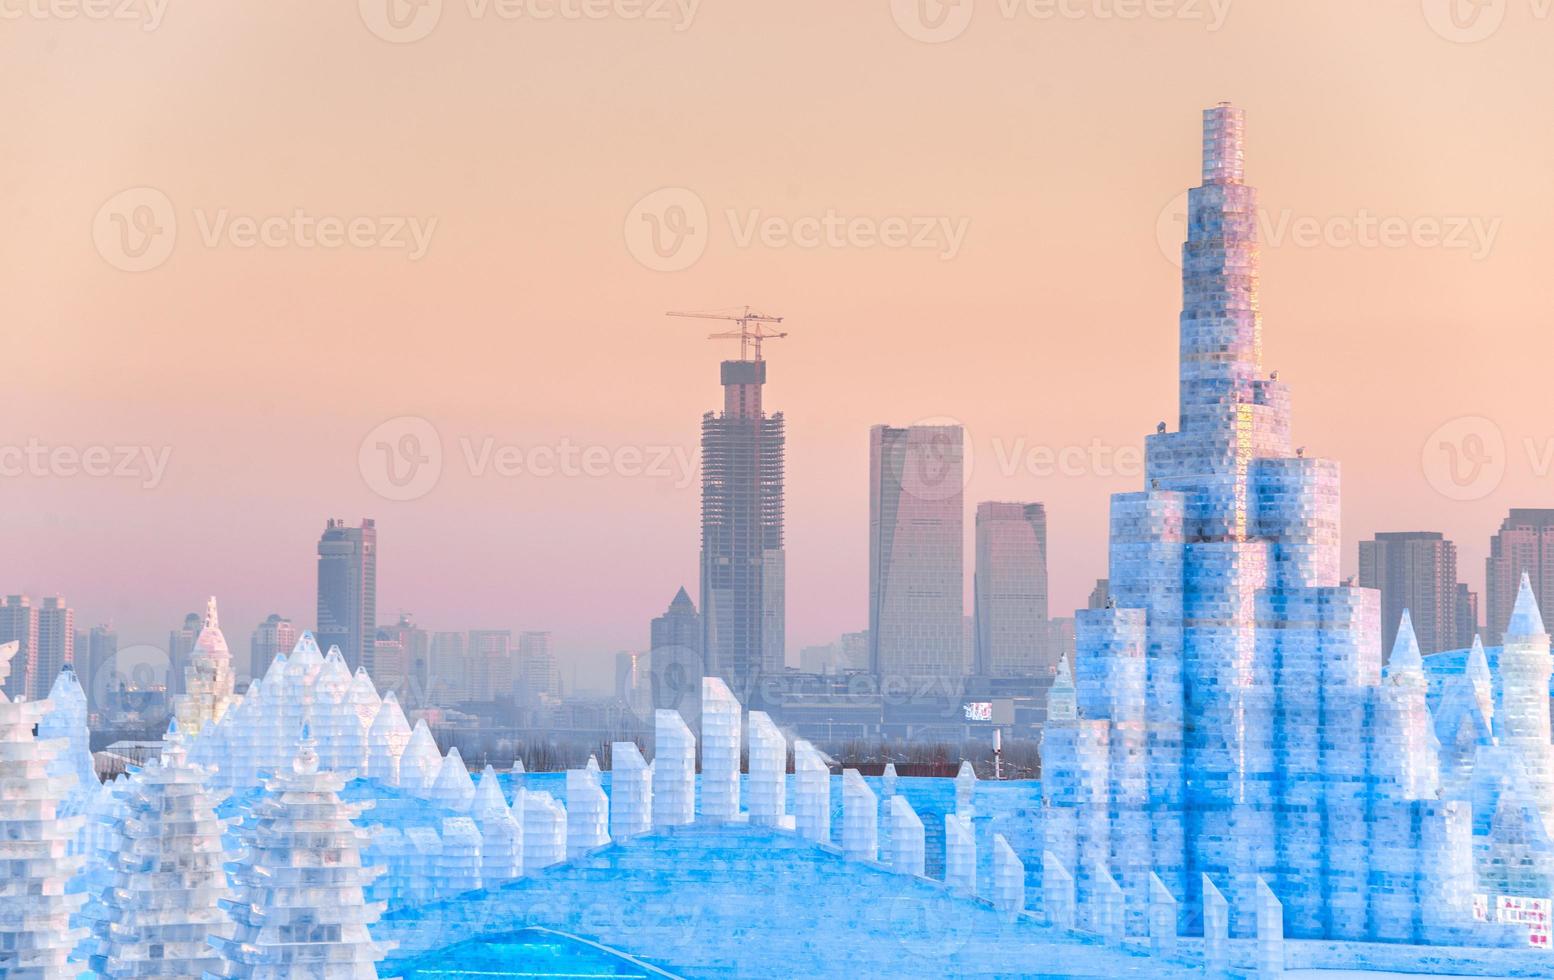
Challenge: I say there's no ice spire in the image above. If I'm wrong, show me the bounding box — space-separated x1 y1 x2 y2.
1506 572 1546 639
1202 101 1245 184
429 747 476 812
1047 652 1077 722
174 594 237 736
1466 635 1495 723
1385 610 1425 682
367 691 412 785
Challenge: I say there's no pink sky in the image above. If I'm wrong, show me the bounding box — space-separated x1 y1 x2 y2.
4 2 1552 687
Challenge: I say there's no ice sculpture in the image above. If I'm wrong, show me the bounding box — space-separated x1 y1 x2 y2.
1500 574 1554 834
886 796 924 877
881 762 898 799
954 760 976 816
1149 872 1178 957
522 791 567 874
404 827 443 906
398 720 442 797
700 678 741 823
652 709 695 828
172 597 237 738
609 743 652 840
472 766 523 886
366 692 411 786
439 818 483 895
841 768 877 862
793 739 830 845
1043 851 1075 930
1203 875 1229 977
90 719 232 978
991 834 1023 923
428 748 476 813
746 711 786 828
40 666 96 800
566 767 610 858
1091 866 1125 943
1256 876 1284 978
0 640 88 977
365 827 413 909
945 813 975 895
208 726 391 978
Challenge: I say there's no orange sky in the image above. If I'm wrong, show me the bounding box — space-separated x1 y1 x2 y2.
4 1 1552 688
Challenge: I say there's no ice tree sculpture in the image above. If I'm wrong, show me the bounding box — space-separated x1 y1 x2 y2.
841 769 877 862
700 678 741 822
209 726 391 978
992 834 1024 923
366 692 411 786
886 796 925 877
399 721 443 797
945 813 975 895
0 640 88 977
172 597 238 738
652 710 695 828
566 767 610 858
609 742 652 840
472 766 522 886
746 711 786 828
522 791 567 874
793 740 830 845
439 818 483 896
427 749 476 813
90 719 232 978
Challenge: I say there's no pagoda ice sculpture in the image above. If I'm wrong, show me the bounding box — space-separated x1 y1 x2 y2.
208 725 391 978
173 597 238 737
90 719 233 979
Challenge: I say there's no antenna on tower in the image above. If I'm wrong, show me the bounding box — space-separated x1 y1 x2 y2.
667 306 787 361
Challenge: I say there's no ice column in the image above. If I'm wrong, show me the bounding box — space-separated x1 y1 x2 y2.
566 767 610 858
0 642 87 977
992 834 1024 923
1203 875 1229 978
886 796 925 877
1090 866 1125 943
609 742 653 840
945 813 976 895
209 727 391 977
842 769 878 862
1500 574 1554 832
1256 877 1284 978
472 766 523 886
522 791 568 874
882 763 898 798
653 710 696 828
440 818 483 896
700 678 742 823
793 740 831 844
1043 851 1075 930
954 760 976 815
1148 872 1178 957
428 748 477 812
90 720 232 979
746 711 787 828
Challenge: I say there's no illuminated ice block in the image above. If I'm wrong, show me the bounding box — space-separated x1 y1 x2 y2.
992 833 1024 923
472 766 523 886
566 767 610 858
746 711 786 828
522 791 568 875
882 763 898 799
842 769 878 862
399 721 443 797
1256 876 1284 978
652 710 695 829
439 818 483 896
366 691 412 786
428 748 476 813
886 796 925 877
793 740 831 845
945 813 975 896
954 760 976 816
1043 851 1075 930
700 678 742 823
1203 875 1229 978
609 742 652 840
1149 872 1179 957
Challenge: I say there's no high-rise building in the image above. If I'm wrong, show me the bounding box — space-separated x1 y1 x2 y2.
317 518 378 672
0 595 39 701
1357 531 1468 658
869 424 964 681
429 631 466 703
77 623 117 704
974 501 1051 677
700 350 785 695
167 611 201 698
650 587 703 726
372 630 408 696
1454 583 1479 650
469 630 515 702
1485 508 1554 645
1087 579 1110 610
249 614 298 685
517 630 558 703
35 596 73 700
383 614 430 701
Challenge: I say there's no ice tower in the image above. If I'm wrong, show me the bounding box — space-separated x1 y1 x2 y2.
173 597 237 737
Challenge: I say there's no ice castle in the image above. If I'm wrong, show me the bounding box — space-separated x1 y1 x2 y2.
1041 102 1554 946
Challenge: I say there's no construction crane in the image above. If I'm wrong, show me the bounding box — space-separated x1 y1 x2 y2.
667 306 787 362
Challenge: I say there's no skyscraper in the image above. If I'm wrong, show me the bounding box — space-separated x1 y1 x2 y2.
973 501 1051 677
1357 531 1469 658
869 424 964 681
78 623 118 704
1485 508 1554 645
700 351 785 695
469 629 516 702
650 587 703 725
517 630 558 703
0 595 38 701
317 518 378 672
35 596 73 700
429 631 466 703
1454 583 1479 650
167 610 201 698
249 614 298 685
